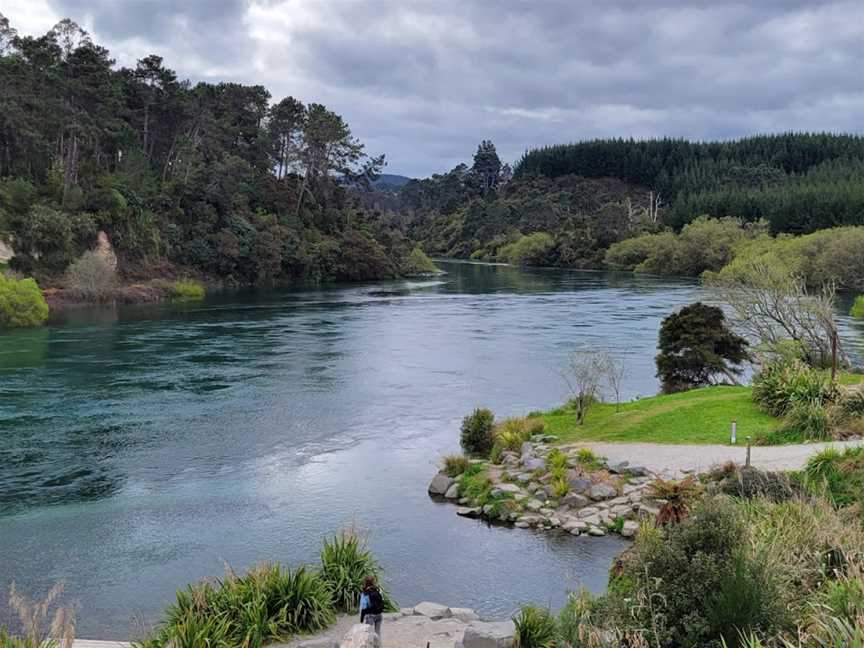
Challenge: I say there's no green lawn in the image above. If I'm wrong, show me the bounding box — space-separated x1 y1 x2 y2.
542 385 780 445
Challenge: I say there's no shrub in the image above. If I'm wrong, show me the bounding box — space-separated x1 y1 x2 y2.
136 563 335 648
852 296 864 319
804 447 864 508
402 247 439 275
461 408 495 456
319 532 393 614
441 454 471 477
619 497 785 647
499 232 555 266
719 466 800 502
784 398 832 441
0 275 48 328
575 448 603 471
752 360 837 418
492 417 545 454
513 605 559 648
169 280 205 302
64 250 117 302
3 581 76 648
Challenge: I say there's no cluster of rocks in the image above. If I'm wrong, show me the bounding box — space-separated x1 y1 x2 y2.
429 441 662 539
294 602 514 648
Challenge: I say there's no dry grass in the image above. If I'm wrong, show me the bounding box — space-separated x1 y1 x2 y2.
7 581 76 648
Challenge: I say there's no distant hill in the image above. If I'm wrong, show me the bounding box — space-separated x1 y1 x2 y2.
373 174 413 190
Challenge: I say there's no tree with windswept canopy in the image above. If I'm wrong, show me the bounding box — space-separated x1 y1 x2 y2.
656 302 749 393
0 274 49 328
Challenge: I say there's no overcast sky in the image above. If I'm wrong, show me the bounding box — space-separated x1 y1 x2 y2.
3 0 863 177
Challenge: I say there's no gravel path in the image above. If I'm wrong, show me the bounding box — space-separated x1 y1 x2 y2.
576 440 863 476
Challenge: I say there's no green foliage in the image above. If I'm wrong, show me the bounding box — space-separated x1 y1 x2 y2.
441 454 471 477
575 448 604 471
0 275 48 328
851 296 864 319
605 217 764 277
402 247 439 275
618 497 786 647
319 532 393 614
656 302 749 393
513 605 559 648
719 466 800 503
499 232 555 266
804 447 864 508
460 408 495 456
169 280 205 302
493 417 545 453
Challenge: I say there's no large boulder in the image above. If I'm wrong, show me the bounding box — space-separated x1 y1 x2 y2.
414 601 452 619
568 477 592 494
562 492 589 508
522 458 546 472
429 473 455 496
589 483 617 501
621 520 640 538
340 624 380 648
490 483 523 497
462 620 516 648
450 607 480 623
444 483 461 499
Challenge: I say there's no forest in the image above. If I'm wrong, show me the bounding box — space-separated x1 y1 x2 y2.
0 15 415 287
402 134 864 268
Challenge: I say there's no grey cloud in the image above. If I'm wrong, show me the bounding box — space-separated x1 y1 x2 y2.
35 1 864 176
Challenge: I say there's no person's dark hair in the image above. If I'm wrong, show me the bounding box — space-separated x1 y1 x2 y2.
363 575 376 590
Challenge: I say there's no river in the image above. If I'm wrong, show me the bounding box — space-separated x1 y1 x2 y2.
0 260 849 639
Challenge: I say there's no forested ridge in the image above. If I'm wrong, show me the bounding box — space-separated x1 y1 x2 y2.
402 134 864 269
0 15 413 286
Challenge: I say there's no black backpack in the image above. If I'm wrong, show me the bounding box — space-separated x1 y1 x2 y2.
366 587 384 615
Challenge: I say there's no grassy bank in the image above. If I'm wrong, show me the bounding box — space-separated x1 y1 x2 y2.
541 385 779 445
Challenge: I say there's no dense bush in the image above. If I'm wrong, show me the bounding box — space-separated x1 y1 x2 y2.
718 466 801 502
0 275 48 328
460 408 495 456
804 447 864 508
169 280 205 302
852 296 864 319
319 532 393 614
492 417 545 453
611 497 786 647
498 232 555 266
64 250 117 302
513 605 558 648
135 563 335 648
402 247 439 275
441 454 471 477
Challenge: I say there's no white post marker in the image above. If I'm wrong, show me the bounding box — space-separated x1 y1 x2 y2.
731 419 737 445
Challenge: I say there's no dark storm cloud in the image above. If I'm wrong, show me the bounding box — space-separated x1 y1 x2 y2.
36 1 864 176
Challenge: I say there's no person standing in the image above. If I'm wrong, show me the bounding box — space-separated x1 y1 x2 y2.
359 575 384 639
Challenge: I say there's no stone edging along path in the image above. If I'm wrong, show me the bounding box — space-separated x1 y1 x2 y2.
429 438 864 539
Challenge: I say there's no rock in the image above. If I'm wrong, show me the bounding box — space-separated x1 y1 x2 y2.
610 504 634 518
627 466 649 477
589 483 617 501
534 490 548 502
562 518 588 533
548 516 561 527
444 483 460 499
414 601 452 619
501 452 520 467
340 624 380 648
515 472 532 483
462 620 516 648
482 504 495 516
525 499 543 512
577 506 600 518
457 507 482 518
400 607 415 616
607 460 629 474
490 483 523 497
297 640 339 648
622 484 641 495
639 503 661 518
451 607 480 623
514 521 530 528
588 525 606 537
608 496 629 506
627 492 643 504
621 520 640 538
583 514 602 526
428 473 454 496
382 611 403 621
517 514 543 526
539 507 555 516
522 458 546 471
520 442 534 457
562 492 590 509
568 478 592 494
